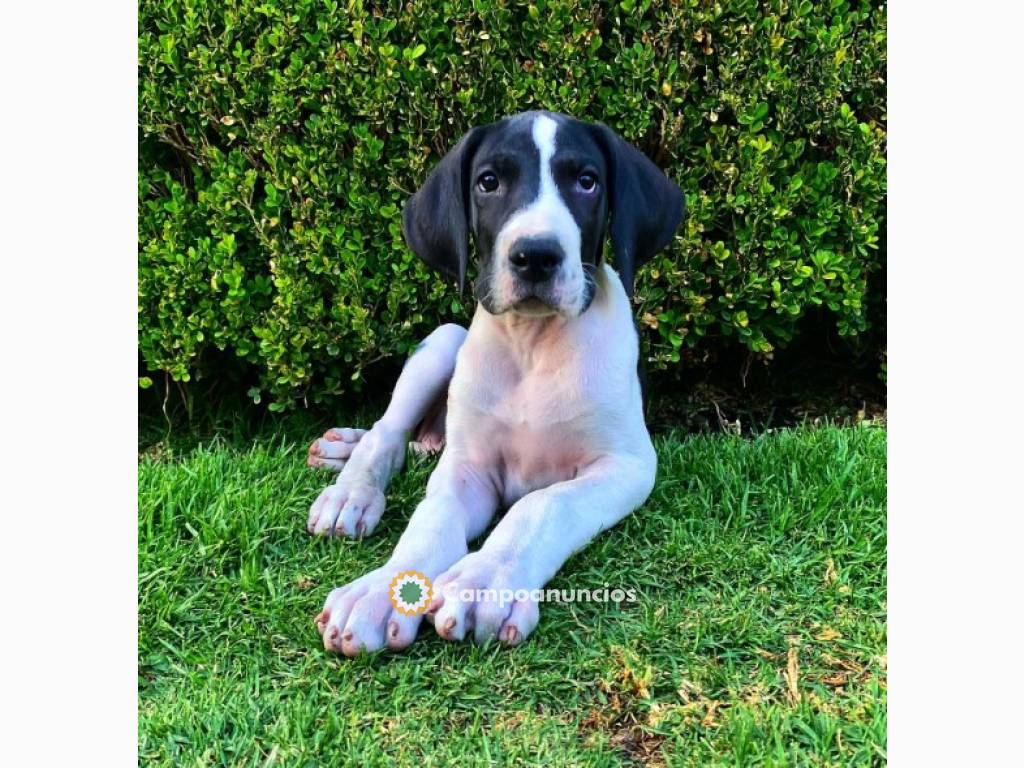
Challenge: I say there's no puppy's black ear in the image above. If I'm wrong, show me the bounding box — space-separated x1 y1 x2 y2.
402 127 487 293
589 124 685 296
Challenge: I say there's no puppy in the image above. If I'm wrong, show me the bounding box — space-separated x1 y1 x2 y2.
307 111 684 655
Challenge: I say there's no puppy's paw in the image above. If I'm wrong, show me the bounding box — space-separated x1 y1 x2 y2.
307 480 385 539
306 424 408 539
429 552 540 647
409 434 445 455
315 568 425 656
307 427 367 472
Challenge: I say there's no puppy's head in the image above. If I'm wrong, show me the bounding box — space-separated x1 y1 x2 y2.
403 111 684 317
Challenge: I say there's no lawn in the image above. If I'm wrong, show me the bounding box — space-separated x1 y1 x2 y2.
138 425 886 766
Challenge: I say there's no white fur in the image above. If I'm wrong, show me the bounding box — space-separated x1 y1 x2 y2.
312 265 657 654
490 115 587 316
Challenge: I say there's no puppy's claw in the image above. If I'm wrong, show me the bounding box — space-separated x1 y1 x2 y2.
388 621 399 639
324 626 340 650
502 624 519 646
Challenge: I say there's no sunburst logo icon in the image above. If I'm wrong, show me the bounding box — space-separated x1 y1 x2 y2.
388 570 434 616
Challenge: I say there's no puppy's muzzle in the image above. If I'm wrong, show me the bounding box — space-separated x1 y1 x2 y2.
508 236 563 284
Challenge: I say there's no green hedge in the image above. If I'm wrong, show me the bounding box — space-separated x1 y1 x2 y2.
139 0 886 408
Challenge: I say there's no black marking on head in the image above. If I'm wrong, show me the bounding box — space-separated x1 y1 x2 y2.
466 116 543 310
584 122 686 297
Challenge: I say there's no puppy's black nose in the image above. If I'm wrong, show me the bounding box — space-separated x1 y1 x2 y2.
509 239 562 283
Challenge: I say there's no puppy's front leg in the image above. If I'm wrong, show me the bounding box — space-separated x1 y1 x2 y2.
432 451 656 646
317 452 497 656
307 323 467 538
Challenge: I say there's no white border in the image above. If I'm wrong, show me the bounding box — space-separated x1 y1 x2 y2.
889 2 1024 764
0 2 137 765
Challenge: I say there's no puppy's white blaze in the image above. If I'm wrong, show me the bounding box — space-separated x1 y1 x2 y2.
492 114 585 315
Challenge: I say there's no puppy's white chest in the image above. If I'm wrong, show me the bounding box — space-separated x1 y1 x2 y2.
449 334 595 498
468 409 596 505
493 354 588 426
446 263 645 503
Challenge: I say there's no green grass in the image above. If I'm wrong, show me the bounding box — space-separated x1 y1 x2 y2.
139 425 886 767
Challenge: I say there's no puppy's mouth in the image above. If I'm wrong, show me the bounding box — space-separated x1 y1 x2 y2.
511 296 559 317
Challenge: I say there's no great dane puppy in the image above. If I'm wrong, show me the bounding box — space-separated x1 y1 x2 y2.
307 111 684 655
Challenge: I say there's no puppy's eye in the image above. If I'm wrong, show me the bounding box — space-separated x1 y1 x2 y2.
477 172 499 193
577 172 598 192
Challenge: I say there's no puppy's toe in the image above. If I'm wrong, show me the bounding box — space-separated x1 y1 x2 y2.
385 613 421 651
325 427 367 443
432 589 472 642
409 435 445 455
309 486 347 536
307 487 328 533
319 586 361 650
498 599 539 646
334 485 385 539
313 436 361 461
473 599 514 645
338 595 391 656
307 428 367 472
